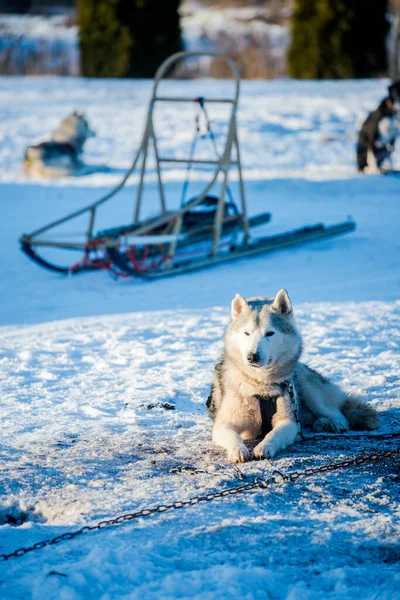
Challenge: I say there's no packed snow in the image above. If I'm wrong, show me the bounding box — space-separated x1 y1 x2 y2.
0 77 399 599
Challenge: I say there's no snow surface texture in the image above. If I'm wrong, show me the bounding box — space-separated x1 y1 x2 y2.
1 306 400 599
0 79 399 598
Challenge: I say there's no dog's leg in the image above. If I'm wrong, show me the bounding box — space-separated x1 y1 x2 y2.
307 390 349 433
299 369 350 433
364 149 379 174
212 423 250 463
312 412 349 433
385 147 394 172
254 419 298 459
253 395 298 459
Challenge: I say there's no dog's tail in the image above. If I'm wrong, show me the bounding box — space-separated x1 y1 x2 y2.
342 394 380 430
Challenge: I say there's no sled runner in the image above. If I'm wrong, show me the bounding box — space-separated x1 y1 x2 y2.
20 51 355 279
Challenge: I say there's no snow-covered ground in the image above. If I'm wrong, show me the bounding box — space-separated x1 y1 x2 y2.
3 77 389 185
0 78 399 599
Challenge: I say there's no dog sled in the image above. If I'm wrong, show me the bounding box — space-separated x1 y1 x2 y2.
20 52 355 279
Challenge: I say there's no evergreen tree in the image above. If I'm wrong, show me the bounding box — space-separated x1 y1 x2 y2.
0 0 31 12
77 0 182 79
289 0 390 79
119 0 182 78
76 0 132 78
345 0 390 78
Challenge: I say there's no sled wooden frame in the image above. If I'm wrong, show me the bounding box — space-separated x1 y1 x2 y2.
19 51 356 277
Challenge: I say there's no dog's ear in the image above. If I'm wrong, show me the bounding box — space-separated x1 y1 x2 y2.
271 289 292 315
231 294 249 319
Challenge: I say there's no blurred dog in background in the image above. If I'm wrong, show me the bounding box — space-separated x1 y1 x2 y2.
23 112 95 178
357 81 400 174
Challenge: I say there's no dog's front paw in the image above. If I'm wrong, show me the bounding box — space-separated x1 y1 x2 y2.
253 441 277 460
228 445 250 463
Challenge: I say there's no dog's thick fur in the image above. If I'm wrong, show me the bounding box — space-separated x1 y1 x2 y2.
357 80 400 174
208 290 380 463
23 112 95 178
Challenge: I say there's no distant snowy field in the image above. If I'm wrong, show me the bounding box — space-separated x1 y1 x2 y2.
0 15 79 76
1 77 398 185
0 78 399 599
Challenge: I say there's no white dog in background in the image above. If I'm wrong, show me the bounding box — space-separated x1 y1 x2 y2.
23 112 95 178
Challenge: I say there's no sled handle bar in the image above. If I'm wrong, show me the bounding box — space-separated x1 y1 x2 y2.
20 52 241 243
151 51 241 114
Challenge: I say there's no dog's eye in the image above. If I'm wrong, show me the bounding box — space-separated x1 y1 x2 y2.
265 331 275 337
244 331 250 336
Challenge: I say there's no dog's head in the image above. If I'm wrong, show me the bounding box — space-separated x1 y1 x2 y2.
52 112 95 149
225 289 302 374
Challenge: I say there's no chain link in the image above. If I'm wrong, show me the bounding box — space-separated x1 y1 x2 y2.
286 379 305 439
1 447 398 564
302 431 400 441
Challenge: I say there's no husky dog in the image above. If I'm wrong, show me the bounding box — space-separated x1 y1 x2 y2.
207 290 380 463
23 112 95 178
357 80 400 174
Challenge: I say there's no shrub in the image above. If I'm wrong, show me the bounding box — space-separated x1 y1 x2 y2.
119 0 182 78
77 0 182 79
77 0 132 78
289 0 390 79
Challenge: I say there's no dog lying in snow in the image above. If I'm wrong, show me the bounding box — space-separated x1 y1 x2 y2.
23 112 95 178
357 80 400 174
207 290 380 463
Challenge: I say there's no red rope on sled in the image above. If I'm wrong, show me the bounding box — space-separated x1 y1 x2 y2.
68 239 171 278
125 245 171 274
68 241 131 278
68 234 233 278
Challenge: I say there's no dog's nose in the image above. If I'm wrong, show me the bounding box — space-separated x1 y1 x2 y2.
247 352 260 364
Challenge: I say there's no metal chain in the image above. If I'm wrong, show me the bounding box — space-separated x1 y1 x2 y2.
1 448 398 564
286 379 305 439
302 431 400 441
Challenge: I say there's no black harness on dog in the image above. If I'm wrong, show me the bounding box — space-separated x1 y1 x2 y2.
256 380 299 437
42 141 77 156
206 379 301 440
255 394 278 437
